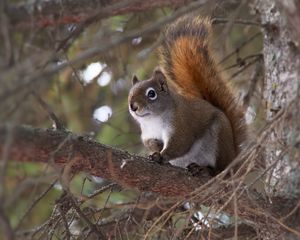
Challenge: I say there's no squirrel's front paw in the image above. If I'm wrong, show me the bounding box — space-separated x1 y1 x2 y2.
144 139 163 153
148 152 164 164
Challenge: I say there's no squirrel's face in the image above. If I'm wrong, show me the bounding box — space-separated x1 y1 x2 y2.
128 69 173 120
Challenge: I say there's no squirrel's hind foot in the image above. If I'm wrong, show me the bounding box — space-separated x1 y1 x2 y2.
187 163 216 177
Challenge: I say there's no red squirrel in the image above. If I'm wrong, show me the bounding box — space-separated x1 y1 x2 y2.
128 16 247 172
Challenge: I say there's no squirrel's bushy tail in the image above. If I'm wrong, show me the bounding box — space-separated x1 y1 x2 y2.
159 16 247 153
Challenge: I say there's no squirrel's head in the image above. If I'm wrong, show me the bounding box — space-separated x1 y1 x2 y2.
128 69 173 120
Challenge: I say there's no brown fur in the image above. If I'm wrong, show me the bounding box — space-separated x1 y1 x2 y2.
159 16 247 155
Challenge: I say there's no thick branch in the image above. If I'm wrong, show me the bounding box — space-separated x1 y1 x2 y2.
0 125 206 197
0 125 299 237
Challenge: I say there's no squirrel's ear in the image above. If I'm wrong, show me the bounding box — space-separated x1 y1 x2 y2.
132 75 139 85
153 68 168 92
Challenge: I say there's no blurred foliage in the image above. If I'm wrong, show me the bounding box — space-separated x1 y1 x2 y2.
0 1 264 239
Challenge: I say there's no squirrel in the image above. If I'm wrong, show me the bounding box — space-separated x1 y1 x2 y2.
128 16 247 172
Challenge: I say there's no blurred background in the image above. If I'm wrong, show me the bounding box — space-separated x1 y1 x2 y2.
0 0 264 239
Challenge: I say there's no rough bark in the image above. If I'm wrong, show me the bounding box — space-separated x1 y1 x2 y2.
0 125 204 197
277 0 300 42
256 0 300 186
254 0 300 238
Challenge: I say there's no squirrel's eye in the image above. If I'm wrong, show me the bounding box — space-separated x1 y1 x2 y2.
146 87 157 100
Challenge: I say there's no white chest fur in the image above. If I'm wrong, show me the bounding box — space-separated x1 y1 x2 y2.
135 114 173 151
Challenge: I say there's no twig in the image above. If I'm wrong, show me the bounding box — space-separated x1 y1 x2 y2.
0 123 15 240
2 91 31 122
0 0 13 66
218 32 262 65
56 0 143 52
0 207 14 240
281 200 300 221
230 56 262 79
212 17 261 26
218 0 247 54
67 192 106 239
87 182 117 199
221 53 262 71
15 179 57 230
243 61 263 107
57 204 71 240
31 91 65 130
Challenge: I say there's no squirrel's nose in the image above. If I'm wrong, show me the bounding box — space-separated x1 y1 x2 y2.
130 102 138 112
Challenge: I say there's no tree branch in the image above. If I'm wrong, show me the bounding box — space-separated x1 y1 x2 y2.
0 124 300 237
0 125 207 197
